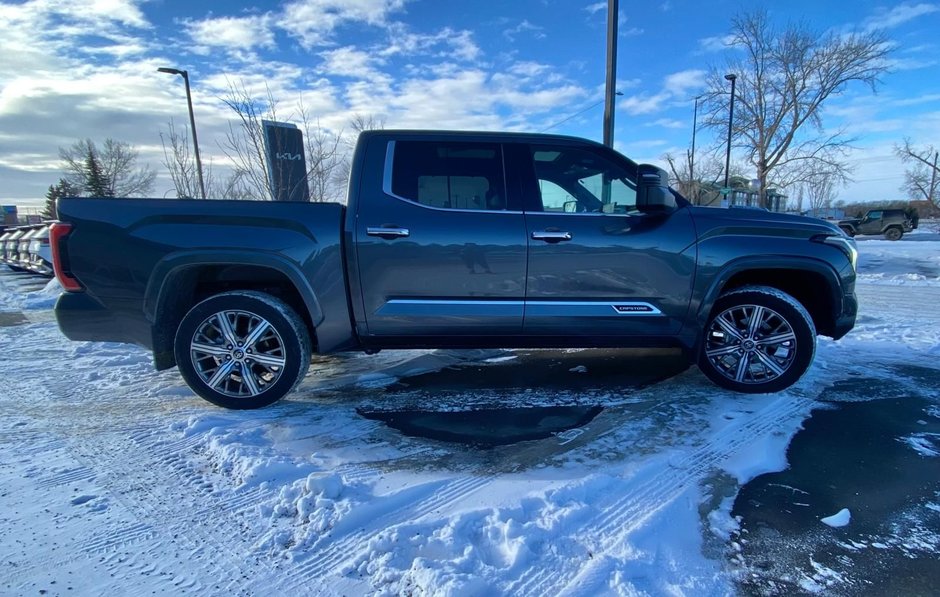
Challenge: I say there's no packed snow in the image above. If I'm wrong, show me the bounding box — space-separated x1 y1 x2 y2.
1 224 939 595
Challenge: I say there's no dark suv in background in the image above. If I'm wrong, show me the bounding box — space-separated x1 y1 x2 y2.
838 209 914 240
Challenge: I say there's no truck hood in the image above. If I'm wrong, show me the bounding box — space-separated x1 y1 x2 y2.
688 206 844 239
838 217 861 226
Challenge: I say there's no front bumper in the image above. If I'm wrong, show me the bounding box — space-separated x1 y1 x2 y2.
830 290 858 340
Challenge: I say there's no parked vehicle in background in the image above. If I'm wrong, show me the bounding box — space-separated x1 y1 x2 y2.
4 228 29 270
1 224 55 276
838 209 914 240
18 227 39 269
52 130 858 409
0 228 13 260
28 225 53 275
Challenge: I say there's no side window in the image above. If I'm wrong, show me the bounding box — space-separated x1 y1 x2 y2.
390 141 507 211
867 210 882 220
530 145 637 214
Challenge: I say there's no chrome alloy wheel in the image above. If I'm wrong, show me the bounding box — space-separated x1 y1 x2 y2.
190 309 287 398
704 304 797 385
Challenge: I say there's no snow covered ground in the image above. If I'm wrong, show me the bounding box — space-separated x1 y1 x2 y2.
1 226 939 596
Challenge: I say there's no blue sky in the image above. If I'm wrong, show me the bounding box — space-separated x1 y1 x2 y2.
0 0 938 209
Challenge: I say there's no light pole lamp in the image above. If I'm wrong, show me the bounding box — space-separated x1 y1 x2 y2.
723 73 737 194
690 94 703 201
158 67 206 199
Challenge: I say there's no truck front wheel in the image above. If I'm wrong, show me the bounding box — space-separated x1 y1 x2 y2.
698 286 816 394
174 291 312 409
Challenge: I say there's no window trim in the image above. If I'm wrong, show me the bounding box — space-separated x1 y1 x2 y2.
382 141 521 215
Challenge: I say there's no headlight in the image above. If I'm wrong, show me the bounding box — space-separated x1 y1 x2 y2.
812 234 858 270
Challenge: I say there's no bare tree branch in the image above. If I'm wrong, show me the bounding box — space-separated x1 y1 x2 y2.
702 9 890 208
59 138 155 197
895 138 939 206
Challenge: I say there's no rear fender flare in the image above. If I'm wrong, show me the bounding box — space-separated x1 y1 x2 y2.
145 250 325 325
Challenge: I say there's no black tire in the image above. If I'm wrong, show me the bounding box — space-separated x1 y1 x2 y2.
698 286 816 394
839 226 855 237
174 291 312 409
884 227 902 241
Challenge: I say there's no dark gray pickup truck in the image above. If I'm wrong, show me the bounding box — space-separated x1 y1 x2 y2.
52 130 858 409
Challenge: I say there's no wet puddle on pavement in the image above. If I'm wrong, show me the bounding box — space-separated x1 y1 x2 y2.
731 364 940 595
358 405 604 447
357 348 688 447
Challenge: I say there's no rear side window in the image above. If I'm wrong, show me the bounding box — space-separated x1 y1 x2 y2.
390 141 507 211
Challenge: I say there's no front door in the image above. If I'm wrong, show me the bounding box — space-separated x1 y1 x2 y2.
516 142 697 337
355 138 527 337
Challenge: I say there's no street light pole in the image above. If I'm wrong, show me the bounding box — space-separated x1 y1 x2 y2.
690 95 702 201
723 74 737 194
602 0 619 148
158 67 206 199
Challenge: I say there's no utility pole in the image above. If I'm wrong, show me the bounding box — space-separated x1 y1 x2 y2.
930 151 939 205
690 95 702 202
602 0 619 148
723 73 737 204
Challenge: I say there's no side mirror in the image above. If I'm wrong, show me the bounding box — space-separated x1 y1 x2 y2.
563 200 578 213
636 164 677 214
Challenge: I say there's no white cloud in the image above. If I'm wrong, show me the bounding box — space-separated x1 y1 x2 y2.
584 2 606 15
664 69 706 96
863 2 939 32
503 19 546 42
698 34 737 53
319 47 386 81
379 25 480 62
184 14 275 53
619 92 671 116
279 0 408 48
646 118 686 129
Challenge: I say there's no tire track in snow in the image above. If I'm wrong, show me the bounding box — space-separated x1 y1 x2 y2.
34 465 96 489
510 393 814 596
280 474 495 590
6 371 280 594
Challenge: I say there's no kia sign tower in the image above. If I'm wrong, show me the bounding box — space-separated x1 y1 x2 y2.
262 120 310 202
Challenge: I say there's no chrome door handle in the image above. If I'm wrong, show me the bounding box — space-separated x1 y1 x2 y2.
367 226 410 238
531 230 572 242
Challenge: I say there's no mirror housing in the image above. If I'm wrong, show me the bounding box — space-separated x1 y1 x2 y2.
636 164 677 214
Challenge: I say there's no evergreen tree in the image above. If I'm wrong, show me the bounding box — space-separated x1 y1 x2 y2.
42 178 79 219
83 147 113 197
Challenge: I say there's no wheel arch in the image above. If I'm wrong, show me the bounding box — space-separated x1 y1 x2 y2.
145 252 325 371
697 258 842 340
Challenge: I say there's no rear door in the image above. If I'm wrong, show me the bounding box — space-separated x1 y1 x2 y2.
354 137 527 337
514 141 697 337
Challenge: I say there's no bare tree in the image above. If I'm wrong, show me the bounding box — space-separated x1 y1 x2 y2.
803 164 841 217
60 138 156 197
160 120 201 199
895 138 939 206
663 148 726 205
220 83 382 203
702 10 890 208
298 96 346 203
332 113 387 200
219 82 280 200
160 119 255 200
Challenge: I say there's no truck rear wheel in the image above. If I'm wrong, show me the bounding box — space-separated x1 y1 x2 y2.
884 227 902 241
174 291 312 409
698 286 816 394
